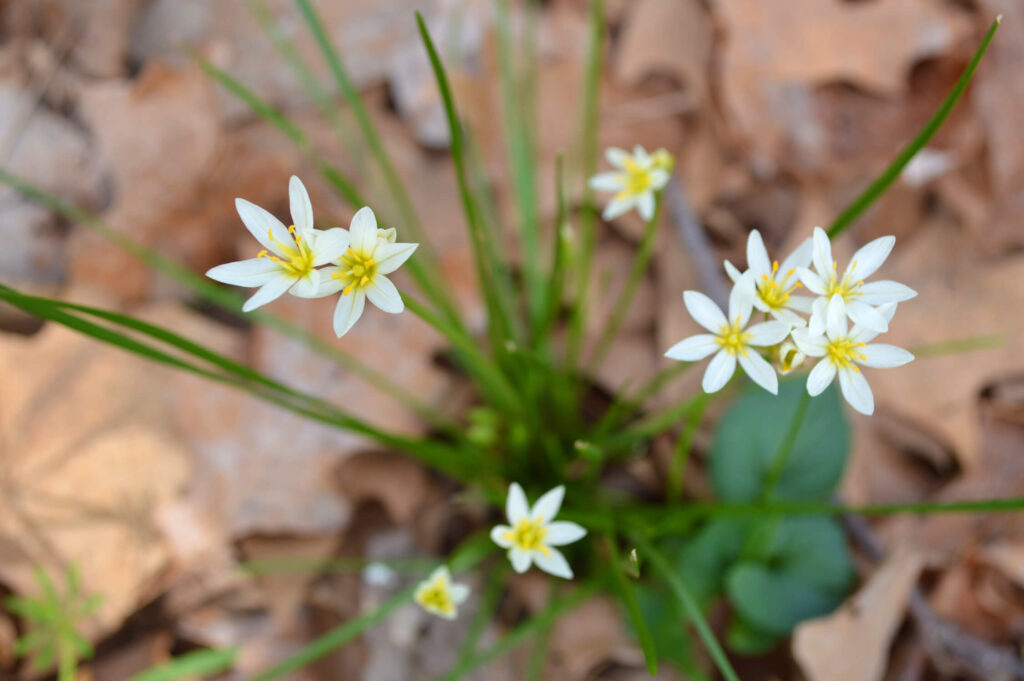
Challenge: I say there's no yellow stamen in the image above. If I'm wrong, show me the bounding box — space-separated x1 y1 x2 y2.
716 320 753 357
506 517 549 554
826 337 868 371
415 577 455 616
335 245 379 296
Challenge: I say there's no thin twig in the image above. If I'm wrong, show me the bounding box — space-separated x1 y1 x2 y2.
665 176 729 308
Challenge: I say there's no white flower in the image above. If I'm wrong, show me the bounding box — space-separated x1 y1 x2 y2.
792 295 914 415
724 229 814 326
490 483 587 579
206 176 351 312
798 227 916 336
588 146 672 221
315 207 418 337
413 566 470 620
776 340 806 375
664 274 792 394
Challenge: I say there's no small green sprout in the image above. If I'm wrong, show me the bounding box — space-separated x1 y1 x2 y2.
5 564 102 681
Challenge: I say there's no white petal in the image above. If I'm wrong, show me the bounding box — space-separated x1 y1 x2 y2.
797 267 826 295
791 327 827 357
857 280 917 305
637 191 655 221
506 482 529 523
533 547 573 579
812 227 833 276
490 525 513 549
723 260 743 283
779 237 813 274
530 485 565 522
746 320 791 347
545 521 587 546
839 368 874 415
333 288 366 337
311 227 350 266
665 334 719 361
786 295 815 314
290 270 322 298
847 235 894 280
825 294 848 339
588 172 624 192
242 273 295 312
728 272 756 327
449 583 471 604
770 307 807 326
206 258 281 287
846 300 888 333
702 350 736 393
850 302 897 343
365 275 404 314
509 548 532 573
806 359 837 396
602 196 634 221
684 290 727 333
739 351 778 394
746 230 772 278
374 241 418 275
349 206 379 254
236 198 291 255
859 344 914 368
289 175 314 235
649 168 671 190
605 147 629 169
427 566 450 584
308 267 345 298
632 145 651 164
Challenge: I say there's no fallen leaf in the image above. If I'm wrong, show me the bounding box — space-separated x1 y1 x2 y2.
713 0 972 167
793 550 924 681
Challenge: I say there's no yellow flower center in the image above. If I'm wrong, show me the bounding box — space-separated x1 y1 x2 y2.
758 261 802 310
716 318 752 356
258 226 314 278
617 158 654 199
505 517 550 554
415 578 455 616
825 338 866 371
332 247 378 296
823 260 864 302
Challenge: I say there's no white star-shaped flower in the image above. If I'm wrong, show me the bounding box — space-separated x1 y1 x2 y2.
724 229 814 326
315 207 418 337
588 145 672 221
206 176 351 311
792 294 914 415
413 566 470 620
490 483 587 579
798 227 916 336
665 273 792 394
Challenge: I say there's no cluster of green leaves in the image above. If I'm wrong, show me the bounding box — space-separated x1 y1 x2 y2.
6 565 100 681
0 4 1010 681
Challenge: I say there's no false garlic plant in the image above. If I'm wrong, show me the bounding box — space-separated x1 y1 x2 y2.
0 4 1009 680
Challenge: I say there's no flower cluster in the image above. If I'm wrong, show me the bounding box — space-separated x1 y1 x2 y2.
665 227 916 415
206 176 418 338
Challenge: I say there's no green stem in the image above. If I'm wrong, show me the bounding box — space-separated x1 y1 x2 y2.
631 535 741 681
666 391 712 502
587 192 664 370
761 389 812 501
827 16 1001 238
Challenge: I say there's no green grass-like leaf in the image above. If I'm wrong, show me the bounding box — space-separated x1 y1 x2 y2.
126 649 238 681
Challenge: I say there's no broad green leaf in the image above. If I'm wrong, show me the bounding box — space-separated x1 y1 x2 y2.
677 518 751 609
725 564 843 637
711 378 848 502
724 616 780 656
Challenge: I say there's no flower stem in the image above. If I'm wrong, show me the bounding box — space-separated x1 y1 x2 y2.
761 390 812 501
666 391 712 502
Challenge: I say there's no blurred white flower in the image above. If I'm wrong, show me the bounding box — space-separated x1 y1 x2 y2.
206 176 351 312
490 483 587 579
316 207 418 337
588 146 672 221
414 566 470 620
798 227 916 336
664 273 792 395
724 229 814 326
792 295 914 415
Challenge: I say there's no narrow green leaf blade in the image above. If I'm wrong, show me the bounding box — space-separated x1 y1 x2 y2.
126 649 238 681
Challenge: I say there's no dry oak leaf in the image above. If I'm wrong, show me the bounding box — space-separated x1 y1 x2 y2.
0 304 190 636
794 550 924 681
713 0 972 164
